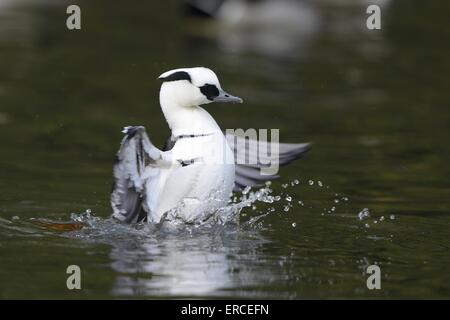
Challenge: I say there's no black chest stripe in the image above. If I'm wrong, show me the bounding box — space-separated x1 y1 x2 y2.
173 133 214 141
178 158 200 167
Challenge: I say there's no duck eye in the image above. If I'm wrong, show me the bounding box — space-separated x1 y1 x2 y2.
199 84 219 101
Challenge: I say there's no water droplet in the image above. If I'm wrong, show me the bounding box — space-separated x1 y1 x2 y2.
283 205 290 212
293 179 299 185
292 222 297 228
263 196 274 204
274 196 281 201
390 214 396 220
298 200 304 206
285 195 292 202
318 181 323 187
342 197 349 202
282 183 288 189
242 186 251 195
358 208 370 220
308 180 314 186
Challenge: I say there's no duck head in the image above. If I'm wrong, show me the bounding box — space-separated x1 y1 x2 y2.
158 67 243 108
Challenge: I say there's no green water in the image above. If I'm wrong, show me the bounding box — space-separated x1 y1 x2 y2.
1 0 449 299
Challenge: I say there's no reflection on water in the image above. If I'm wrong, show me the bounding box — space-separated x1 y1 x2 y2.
109 226 269 298
0 202 284 298
1 0 450 299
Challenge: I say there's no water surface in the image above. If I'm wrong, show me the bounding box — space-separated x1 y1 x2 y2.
1 0 450 299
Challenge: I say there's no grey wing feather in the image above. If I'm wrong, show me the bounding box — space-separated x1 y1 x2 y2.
111 126 162 223
225 132 311 192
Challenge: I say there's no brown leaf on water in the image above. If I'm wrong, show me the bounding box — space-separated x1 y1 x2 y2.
32 220 85 231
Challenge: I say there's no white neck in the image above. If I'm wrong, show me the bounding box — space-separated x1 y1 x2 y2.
159 85 221 137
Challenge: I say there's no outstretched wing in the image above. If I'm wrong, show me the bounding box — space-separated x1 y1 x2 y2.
225 132 311 192
111 126 170 223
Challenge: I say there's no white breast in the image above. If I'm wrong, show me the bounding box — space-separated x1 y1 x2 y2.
147 129 235 223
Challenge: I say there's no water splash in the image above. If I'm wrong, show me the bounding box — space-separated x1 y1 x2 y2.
1 177 357 242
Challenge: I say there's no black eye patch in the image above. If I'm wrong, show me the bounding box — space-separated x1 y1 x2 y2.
199 84 220 101
159 71 192 83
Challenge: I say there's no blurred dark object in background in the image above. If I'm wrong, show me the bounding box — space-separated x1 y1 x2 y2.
184 0 321 59
185 0 227 17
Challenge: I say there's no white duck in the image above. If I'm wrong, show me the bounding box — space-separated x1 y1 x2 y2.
111 67 310 224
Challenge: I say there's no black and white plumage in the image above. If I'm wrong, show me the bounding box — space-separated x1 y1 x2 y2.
111 67 310 224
